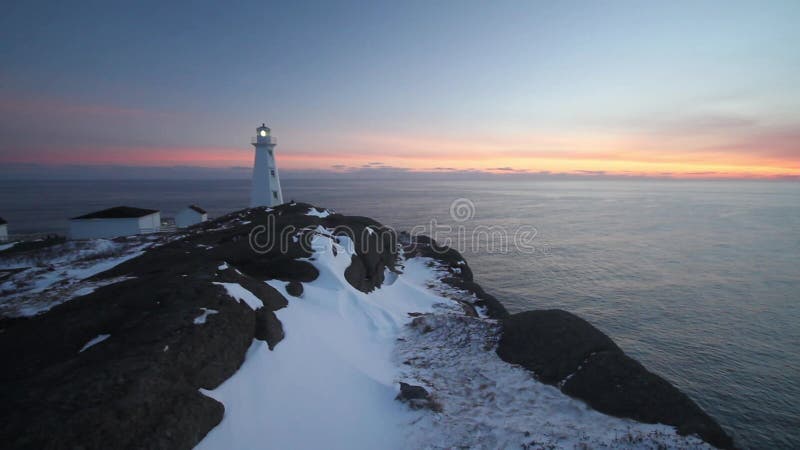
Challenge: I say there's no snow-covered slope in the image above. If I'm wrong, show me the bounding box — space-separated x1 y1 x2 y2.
196 226 709 449
197 228 440 449
0 237 155 317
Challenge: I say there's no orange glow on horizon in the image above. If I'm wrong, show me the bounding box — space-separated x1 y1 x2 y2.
3 130 798 179
277 153 798 179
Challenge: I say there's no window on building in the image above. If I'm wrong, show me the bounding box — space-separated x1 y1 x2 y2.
270 169 275 177
268 150 273 156
272 191 278 199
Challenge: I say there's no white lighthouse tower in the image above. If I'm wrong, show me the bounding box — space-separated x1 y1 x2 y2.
250 123 283 207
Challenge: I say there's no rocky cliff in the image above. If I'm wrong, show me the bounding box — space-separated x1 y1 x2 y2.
0 203 734 449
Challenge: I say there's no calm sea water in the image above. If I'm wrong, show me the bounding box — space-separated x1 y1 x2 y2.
1 178 798 448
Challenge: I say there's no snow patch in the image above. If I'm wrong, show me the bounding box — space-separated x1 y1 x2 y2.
79 334 110 353
0 237 150 317
305 207 331 218
194 308 219 325
72 286 96 297
213 282 263 310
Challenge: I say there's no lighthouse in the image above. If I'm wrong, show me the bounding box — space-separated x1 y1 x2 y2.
250 123 283 207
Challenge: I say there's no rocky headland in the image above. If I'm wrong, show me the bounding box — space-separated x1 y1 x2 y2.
0 203 734 449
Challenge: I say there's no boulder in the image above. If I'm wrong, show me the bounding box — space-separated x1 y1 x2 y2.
497 309 734 449
562 351 734 449
331 218 398 293
254 307 284 349
286 281 303 297
496 309 619 384
396 382 442 412
398 382 430 400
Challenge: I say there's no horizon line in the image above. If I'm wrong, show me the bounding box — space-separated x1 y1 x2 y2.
0 164 798 182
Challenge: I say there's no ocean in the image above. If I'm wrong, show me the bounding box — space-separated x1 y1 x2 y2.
1 178 798 448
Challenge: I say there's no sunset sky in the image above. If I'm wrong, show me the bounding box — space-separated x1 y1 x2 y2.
1 1 798 179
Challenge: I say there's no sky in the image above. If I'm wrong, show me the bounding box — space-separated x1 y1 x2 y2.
1 0 798 179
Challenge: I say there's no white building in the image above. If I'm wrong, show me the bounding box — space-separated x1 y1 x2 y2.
250 123 283 207
175 205 208 228
70 206 160 240
0 217 7 242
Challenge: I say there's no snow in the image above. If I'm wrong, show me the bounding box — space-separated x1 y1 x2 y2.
198 228 442 450
194 308 219 325
213 282 264 310
0 241 17 252
0 238 151 317
197 227 711 449
72 286 97 297
79 334 110 353
305 207 331 218
217 262 229 270
396 314 709 449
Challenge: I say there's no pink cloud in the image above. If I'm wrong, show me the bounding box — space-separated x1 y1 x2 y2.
0 96 177 119
0 146 250 167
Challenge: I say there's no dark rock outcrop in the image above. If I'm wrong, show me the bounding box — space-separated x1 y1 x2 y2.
497 309 734 449
443 276 508 320
396 382 442 412
0 202 403 450
254 307 284 349
497 310 620 384
285 281 303 297
402 234 508 319
329 215 398 293
398 382 430 400
237 256 319 282
562 351 732 448
0 274 255 450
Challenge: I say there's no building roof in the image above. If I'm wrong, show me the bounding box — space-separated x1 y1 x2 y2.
188 205 207 214
0 217 6 225
71 206 159 220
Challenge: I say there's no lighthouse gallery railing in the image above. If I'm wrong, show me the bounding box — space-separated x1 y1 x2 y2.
251 136 277 145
